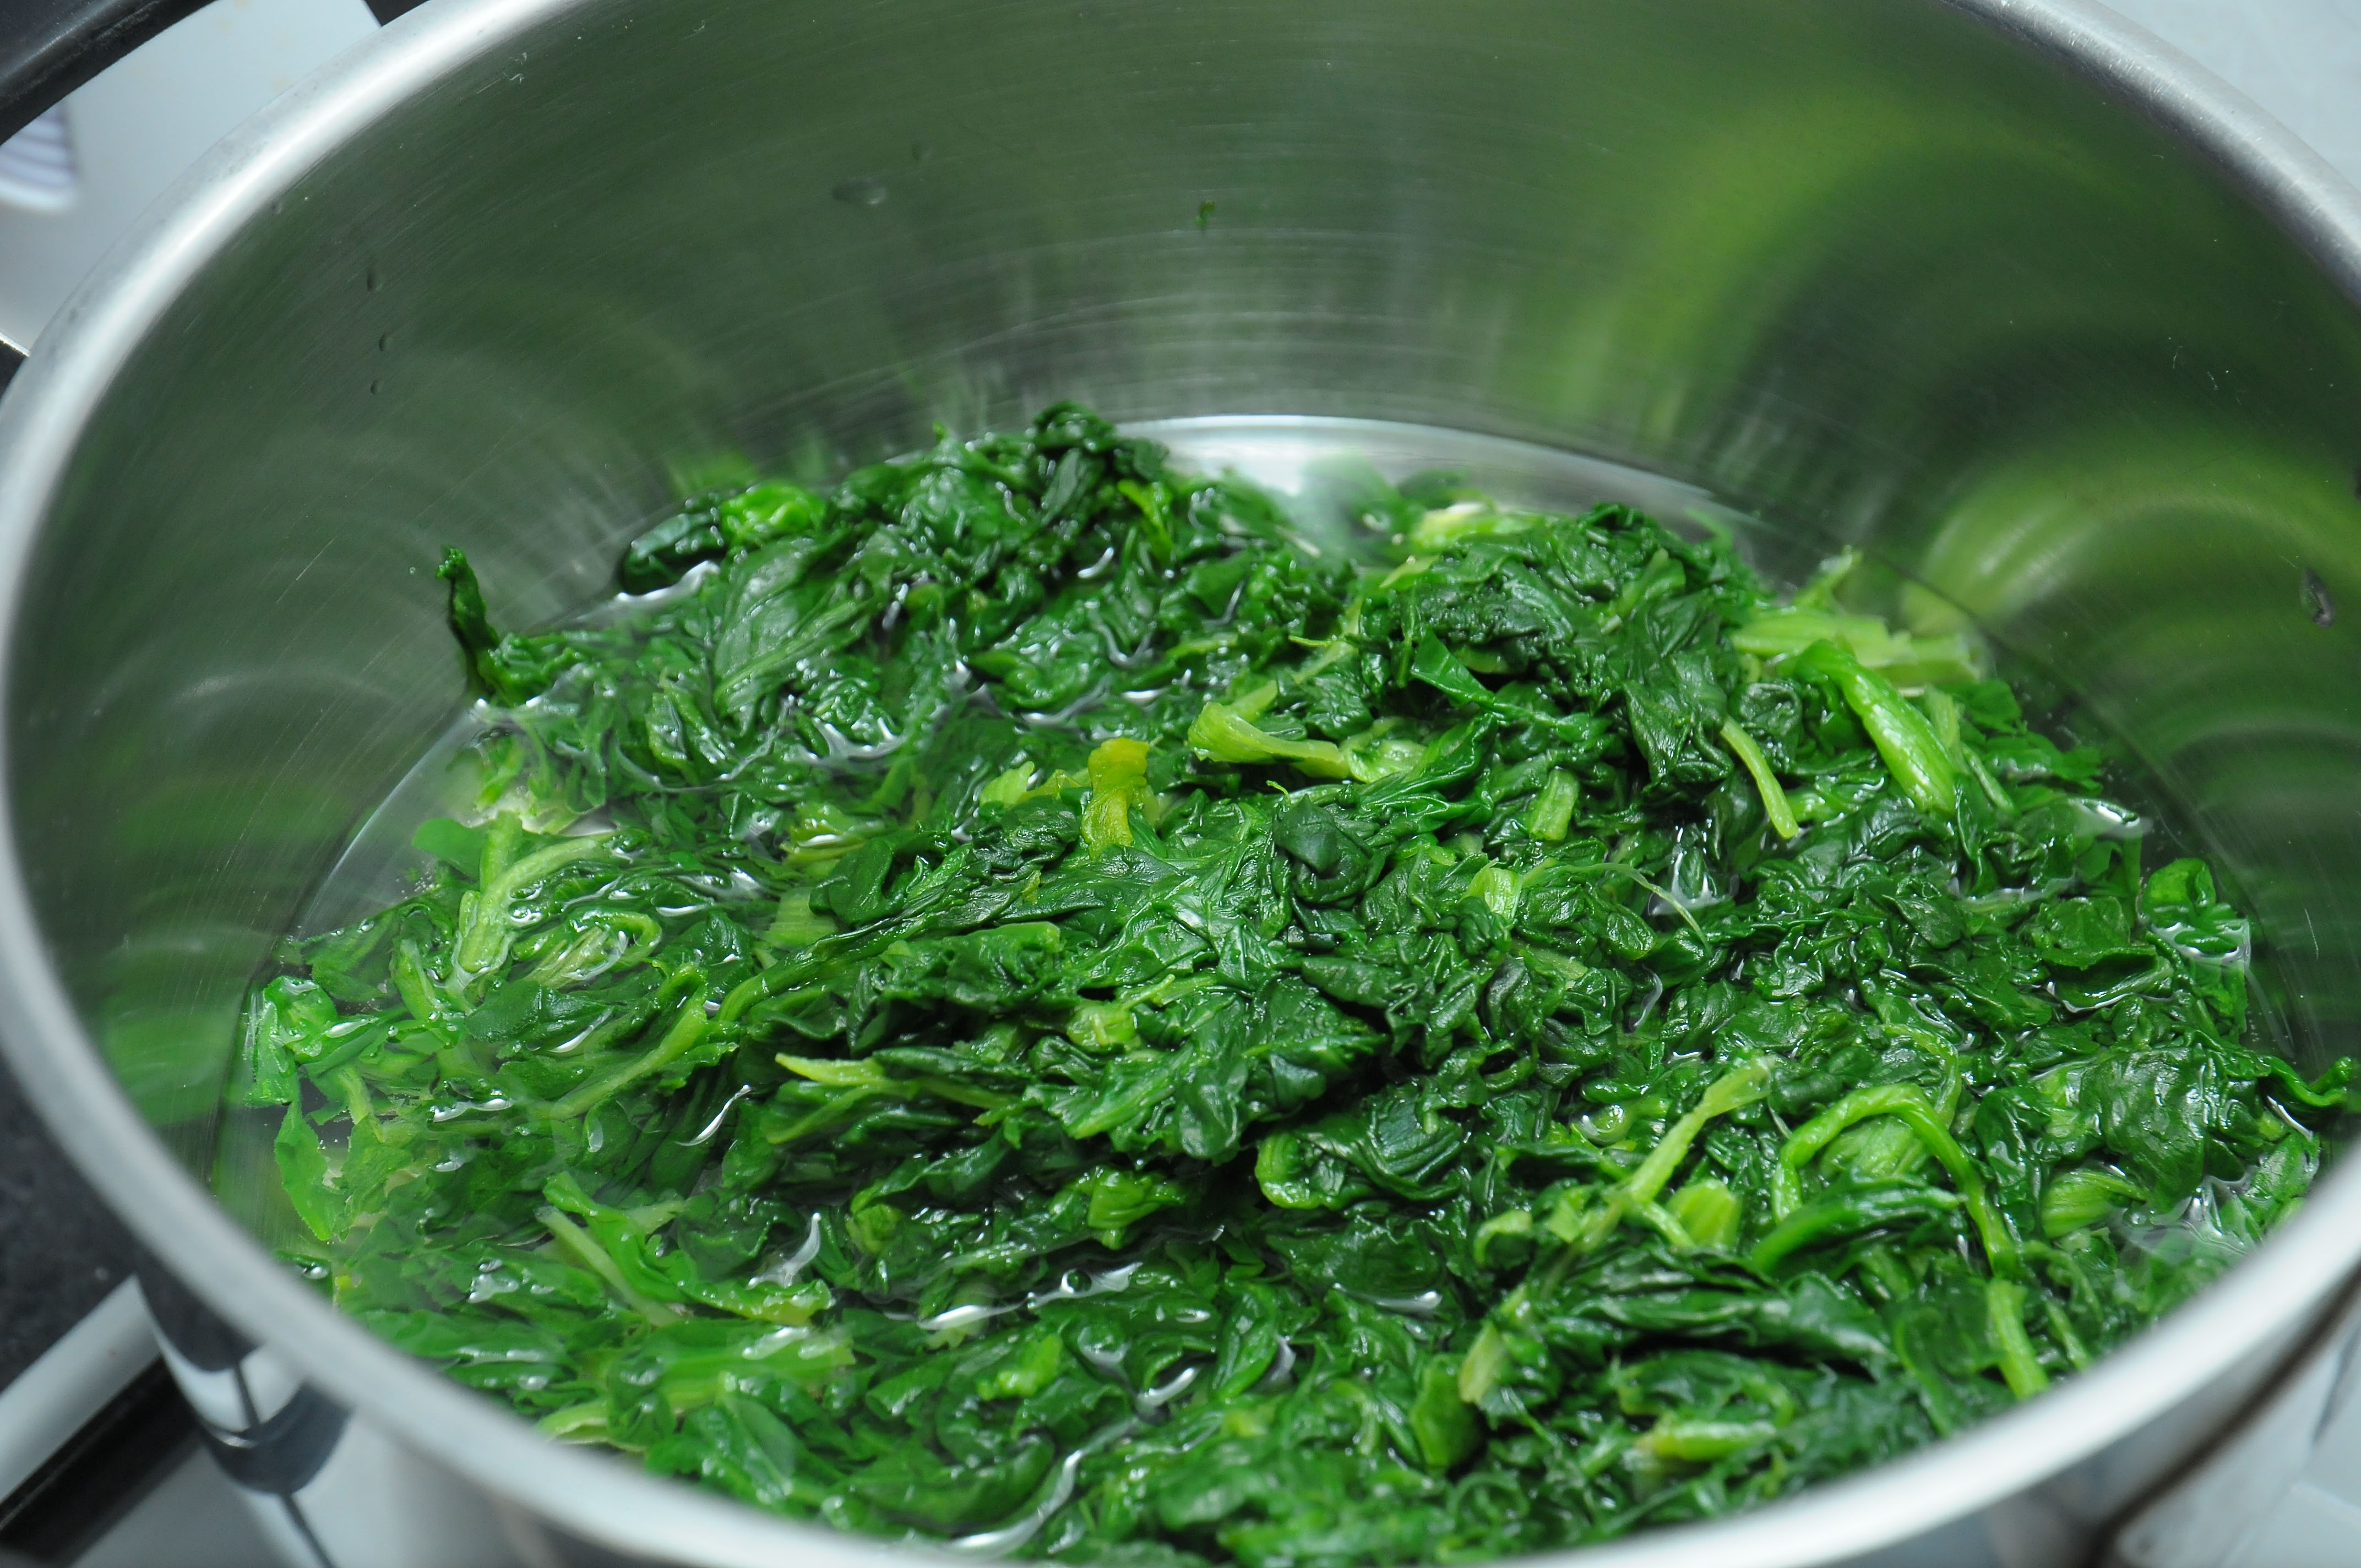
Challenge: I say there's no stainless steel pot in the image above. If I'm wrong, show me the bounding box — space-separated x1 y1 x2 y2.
4 1 2361 1564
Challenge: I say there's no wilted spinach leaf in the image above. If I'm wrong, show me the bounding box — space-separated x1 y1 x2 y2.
244 405 2344 1565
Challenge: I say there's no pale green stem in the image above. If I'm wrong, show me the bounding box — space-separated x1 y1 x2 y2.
1719 721 1799 840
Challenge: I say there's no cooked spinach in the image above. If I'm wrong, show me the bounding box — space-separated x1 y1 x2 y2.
241 403 2345 1562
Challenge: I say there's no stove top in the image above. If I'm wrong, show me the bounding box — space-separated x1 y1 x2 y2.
0 1062 132 1399
0 1060 276 1565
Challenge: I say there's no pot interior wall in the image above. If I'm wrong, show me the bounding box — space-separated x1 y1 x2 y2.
11 0 2361 1222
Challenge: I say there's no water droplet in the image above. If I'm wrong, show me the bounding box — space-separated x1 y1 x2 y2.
833 175 888 206
2304 565 2335 627
911 139 933 163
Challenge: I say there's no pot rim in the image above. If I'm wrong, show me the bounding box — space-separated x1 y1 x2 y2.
1 1 2356 1562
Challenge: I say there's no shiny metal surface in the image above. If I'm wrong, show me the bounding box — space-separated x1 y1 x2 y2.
2 0 2361 1564
2109 1279 2361 1567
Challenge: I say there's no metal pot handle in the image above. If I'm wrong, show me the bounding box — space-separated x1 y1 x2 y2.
0 1 211 372
0 0 422 377
0 1 216 150
0 0 429 149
